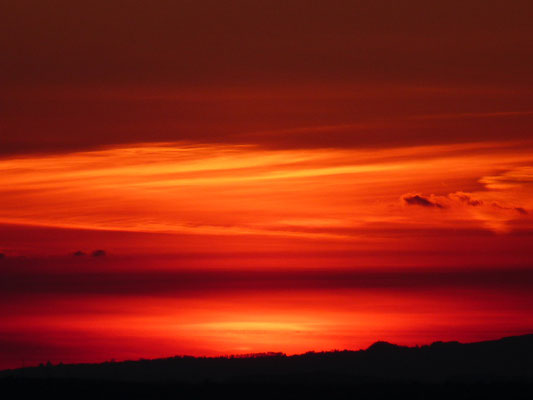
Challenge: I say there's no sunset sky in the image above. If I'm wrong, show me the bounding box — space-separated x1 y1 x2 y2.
1 1 533 369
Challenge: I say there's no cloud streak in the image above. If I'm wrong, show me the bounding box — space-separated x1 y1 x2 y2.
0 141 531 255
2 263 533 297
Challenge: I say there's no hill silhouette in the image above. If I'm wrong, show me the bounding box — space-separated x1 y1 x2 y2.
1 334 533 399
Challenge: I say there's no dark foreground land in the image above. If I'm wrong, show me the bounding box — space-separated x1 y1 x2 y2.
1 334 533 399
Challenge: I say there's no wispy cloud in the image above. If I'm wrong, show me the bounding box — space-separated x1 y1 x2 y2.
0 141 531 251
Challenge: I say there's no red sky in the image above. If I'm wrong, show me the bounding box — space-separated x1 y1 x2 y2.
1 1 533 369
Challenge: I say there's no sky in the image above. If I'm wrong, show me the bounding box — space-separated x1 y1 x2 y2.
1 1 533 369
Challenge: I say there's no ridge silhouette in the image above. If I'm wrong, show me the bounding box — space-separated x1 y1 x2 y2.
2 334 532 383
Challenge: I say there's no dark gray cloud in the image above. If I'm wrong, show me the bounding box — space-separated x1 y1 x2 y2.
402 194 444 208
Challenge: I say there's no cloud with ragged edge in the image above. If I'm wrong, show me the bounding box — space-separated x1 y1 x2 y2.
448 192 483 207
490 202 528 215
449 192 527 217
402 191 494 210
401 166 533 233
401 194 445 208
401 189 529 233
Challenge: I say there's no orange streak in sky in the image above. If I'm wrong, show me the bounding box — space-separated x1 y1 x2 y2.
0 141 531 250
